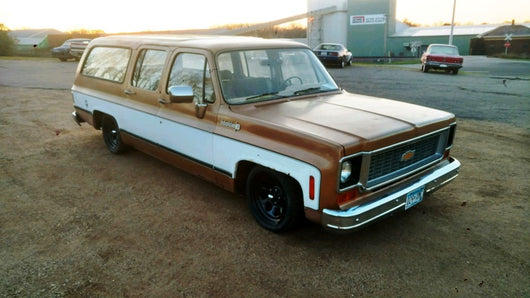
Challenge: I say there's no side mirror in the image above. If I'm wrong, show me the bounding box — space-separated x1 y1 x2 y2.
168 85 194 103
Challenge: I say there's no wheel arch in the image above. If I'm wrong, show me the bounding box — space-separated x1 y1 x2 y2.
232 157 320 211
245 163 306 232
92 110 106 130
234 161 303 196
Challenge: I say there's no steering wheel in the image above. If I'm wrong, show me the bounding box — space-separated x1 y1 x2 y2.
281 76 303 89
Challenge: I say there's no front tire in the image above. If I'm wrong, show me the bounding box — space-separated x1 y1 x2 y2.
246 166 303 232
102 116 127 154
422 64 429 73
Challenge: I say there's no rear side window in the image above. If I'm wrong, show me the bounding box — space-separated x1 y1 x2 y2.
132 49 167 91
82 47 131 82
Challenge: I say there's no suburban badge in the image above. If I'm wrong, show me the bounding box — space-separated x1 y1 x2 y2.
220 120 241 131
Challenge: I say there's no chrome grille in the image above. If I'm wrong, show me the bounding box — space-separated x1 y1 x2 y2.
366 132 444 188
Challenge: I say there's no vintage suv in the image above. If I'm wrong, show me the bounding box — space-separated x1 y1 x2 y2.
71 35 460 232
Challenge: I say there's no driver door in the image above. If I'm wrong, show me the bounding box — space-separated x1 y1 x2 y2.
156 50 218 167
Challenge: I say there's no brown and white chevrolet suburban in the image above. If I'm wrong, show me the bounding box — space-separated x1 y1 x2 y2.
71 35 460 232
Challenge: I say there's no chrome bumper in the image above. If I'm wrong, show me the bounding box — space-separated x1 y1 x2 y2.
322 158 460 231
426 61 462 69
71 111 83 126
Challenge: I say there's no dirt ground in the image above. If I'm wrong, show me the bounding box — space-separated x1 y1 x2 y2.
0 82 529 296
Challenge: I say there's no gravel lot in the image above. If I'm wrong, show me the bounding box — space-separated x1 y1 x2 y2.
0 57 529 297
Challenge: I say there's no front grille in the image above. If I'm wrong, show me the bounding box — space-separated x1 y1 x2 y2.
366 132 444 188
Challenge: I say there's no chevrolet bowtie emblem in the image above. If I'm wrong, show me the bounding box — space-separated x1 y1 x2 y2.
401 150 415 162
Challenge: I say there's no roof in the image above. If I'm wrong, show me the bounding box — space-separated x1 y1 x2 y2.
9 29 62 42
478 24 530 38
392 24 500 38
15 37 46 46
89 35 309 53
8 29 63 48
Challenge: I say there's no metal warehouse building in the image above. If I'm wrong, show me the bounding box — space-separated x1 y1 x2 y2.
307 0 530 57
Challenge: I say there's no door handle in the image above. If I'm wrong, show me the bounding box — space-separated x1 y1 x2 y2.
158 98 169 104
124 89 136 95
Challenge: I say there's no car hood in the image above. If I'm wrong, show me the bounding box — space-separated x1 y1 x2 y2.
229 91 455 154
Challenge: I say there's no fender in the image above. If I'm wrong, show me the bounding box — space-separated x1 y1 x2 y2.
213 135 321 210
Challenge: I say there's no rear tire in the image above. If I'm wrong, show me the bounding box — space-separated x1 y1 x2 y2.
246 166 303 232
102 116 127 154
452 69 459 75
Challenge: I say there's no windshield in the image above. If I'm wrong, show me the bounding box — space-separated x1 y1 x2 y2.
217 48 339 104
430 45 459 55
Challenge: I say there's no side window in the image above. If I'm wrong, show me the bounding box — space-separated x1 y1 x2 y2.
132 49 167 91
168 53 215 103
82 47 131 82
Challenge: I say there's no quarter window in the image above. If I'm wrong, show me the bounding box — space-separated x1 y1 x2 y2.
82 47 131 82
132 49 167 91
168 53 215 103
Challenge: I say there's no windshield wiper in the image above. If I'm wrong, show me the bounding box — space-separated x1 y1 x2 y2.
245 92 282 101
294 87 341 96
293 87 321 95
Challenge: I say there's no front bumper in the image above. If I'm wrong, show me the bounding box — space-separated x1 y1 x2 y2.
321 157 460 231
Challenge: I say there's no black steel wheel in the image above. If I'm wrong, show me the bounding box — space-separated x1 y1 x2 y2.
102 116 127 154
246 166 303 232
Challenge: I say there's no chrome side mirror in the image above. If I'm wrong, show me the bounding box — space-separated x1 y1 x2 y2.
168 85 194 103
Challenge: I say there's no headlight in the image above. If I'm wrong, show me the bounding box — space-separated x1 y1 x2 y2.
340 161 352 183
339 155 363 190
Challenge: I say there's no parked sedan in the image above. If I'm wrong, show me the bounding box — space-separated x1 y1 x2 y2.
69 39 91 60
421 44 463 75
51 38 91 62
313 43 352 68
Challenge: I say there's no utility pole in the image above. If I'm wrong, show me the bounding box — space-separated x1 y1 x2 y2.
449 0 456 45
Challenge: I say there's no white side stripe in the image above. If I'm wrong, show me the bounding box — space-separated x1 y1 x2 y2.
73 91 321 210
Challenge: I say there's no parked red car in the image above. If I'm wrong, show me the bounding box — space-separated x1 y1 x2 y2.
421 44 463 75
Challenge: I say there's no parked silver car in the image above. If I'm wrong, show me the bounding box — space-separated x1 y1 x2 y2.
51 38 91 61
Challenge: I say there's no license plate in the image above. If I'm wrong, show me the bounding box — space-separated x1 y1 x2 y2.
440 64 448 68
405 186 425 210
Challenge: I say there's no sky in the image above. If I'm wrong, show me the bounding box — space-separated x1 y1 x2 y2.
1 0 529 33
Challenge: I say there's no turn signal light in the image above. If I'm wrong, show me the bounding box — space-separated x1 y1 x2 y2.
337 188 359 206
309 176 315 200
